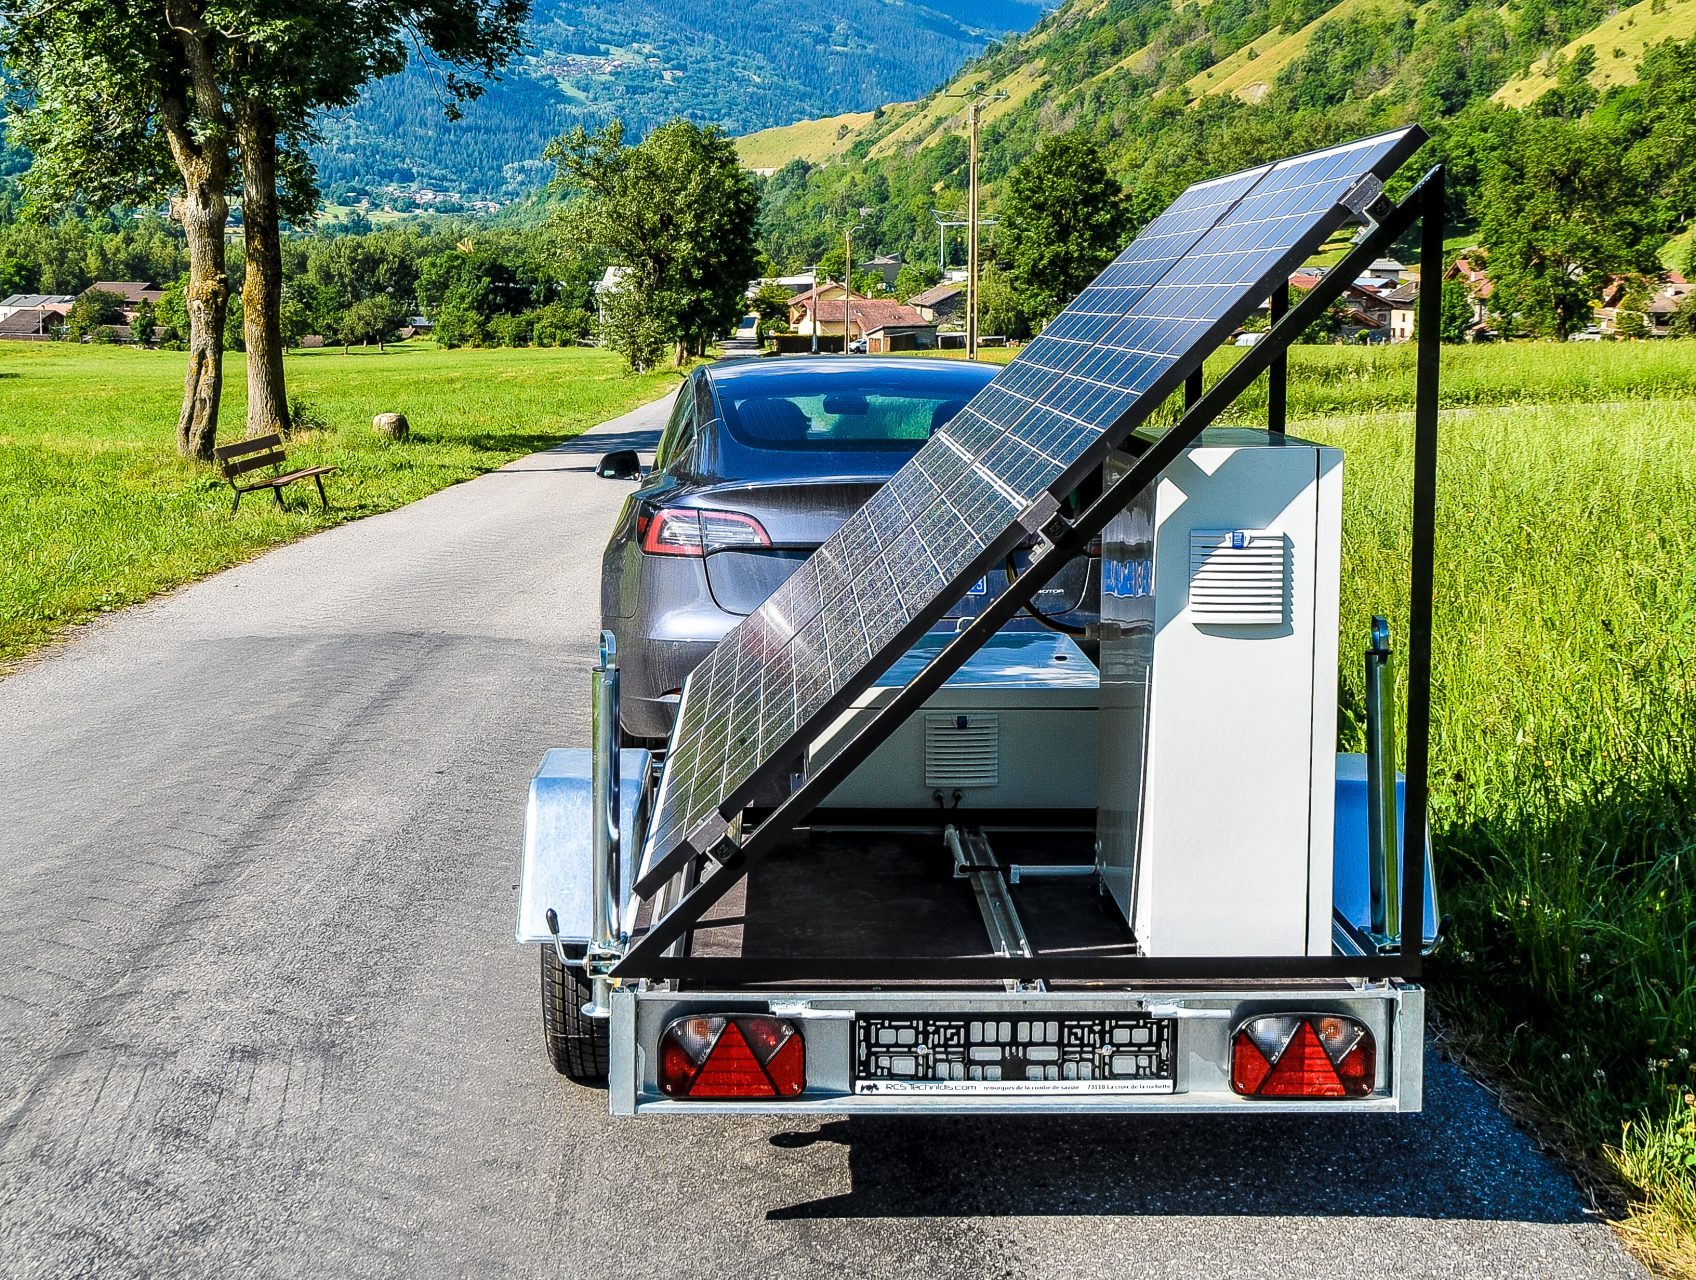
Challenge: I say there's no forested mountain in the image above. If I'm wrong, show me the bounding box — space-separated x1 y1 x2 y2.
747 0 1696 280
309 0 1048 205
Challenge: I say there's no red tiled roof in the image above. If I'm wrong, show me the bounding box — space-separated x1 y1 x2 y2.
795 297 931 331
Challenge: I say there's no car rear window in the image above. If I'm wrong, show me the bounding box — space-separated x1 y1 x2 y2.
716 364 993 453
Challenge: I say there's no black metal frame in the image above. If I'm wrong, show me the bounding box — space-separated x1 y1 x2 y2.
615 165 1444 986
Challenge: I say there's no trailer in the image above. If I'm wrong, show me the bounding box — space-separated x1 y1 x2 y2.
518 128 1447 1117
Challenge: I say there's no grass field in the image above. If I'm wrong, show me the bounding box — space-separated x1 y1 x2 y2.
1305 385 1696 1277
0 342 684 666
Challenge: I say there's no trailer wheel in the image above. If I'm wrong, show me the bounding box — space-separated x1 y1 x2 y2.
541 946 608 1084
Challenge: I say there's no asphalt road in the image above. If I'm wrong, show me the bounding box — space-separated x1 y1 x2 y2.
1 388 1645 1280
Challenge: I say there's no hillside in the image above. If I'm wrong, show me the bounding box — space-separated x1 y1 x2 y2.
750 0 1696 271
1494 0 1696 106
308 0 1048 206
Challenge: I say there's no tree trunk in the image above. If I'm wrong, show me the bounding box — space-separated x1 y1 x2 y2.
237 102 290 439
171 174 230 461
156 17 233 464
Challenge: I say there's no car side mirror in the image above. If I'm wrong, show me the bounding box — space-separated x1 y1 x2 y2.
597 448 642 480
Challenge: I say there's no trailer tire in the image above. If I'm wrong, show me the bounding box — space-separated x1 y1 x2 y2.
541 946 608 1084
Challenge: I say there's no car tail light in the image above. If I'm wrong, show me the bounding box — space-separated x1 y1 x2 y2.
638 508 771 556
1231 1014 1375 1099
658 1014 805 1099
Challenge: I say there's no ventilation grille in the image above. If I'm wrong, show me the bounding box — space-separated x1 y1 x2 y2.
924 713 1000 788
1189 529 1289 625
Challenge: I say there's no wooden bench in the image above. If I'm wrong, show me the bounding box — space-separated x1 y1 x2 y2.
215 434 337 513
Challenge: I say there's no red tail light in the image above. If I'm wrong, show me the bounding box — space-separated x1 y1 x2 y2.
1231 1014 1375 1099
639 508 771 557
658 1014 805 1099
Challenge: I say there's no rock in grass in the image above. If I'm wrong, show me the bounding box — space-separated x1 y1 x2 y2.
373 412 410 441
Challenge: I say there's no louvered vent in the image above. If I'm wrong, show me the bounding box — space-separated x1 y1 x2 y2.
924 713 1000 788
1189 529 1289 625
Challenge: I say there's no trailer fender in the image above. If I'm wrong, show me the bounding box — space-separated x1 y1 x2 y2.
1333 753 1440 946
516 747 651 947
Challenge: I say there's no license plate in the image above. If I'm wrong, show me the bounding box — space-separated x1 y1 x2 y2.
853 1014 1175 1096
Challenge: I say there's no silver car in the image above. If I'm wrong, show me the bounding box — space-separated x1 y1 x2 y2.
598 356 1098 743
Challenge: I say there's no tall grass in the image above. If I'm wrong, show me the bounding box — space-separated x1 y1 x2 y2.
1306 400 1696 1268
0 343 684 664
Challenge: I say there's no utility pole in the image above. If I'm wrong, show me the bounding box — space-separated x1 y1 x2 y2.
809 262 819 354
842 206 869 354
944 85 1007 359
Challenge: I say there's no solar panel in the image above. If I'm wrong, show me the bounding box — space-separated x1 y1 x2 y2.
640 128 1423 877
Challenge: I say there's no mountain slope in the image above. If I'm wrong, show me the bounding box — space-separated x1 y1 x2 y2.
750 0 1694 269
309 0 1048 205
1494 0 1696 106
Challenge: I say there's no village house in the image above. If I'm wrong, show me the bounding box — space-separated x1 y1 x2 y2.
1444 255 1494 332
0 307 60 340
83 281 165 322
863 254 903 292
908 282 966 327
788 290 932 344
1383 281 1420 343
864 322 939 353
0 293 74 324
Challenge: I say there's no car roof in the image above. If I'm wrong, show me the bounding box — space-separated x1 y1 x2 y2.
702 355 1000 390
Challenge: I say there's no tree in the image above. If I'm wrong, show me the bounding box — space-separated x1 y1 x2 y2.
1474 115 1659 337
216 0 528 438
595 282 671 372
65 290 129 341
3 0 235 459
337 295 408 352
1669 292 1696 340
997 132 1130 326
1438 275 1477 342
132 299 158 346
976 263 1031 341
894 262 942 302
551 119 761 367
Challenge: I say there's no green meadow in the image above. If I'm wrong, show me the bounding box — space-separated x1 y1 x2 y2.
0 342 683 665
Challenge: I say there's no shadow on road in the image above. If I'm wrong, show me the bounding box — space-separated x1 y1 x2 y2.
763 1053 1590 1224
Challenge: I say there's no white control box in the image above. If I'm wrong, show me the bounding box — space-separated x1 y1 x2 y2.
1095 429 1342 957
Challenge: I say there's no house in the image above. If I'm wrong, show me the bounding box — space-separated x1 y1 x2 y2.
1288 269 1326 294
1646 282 1694 336
790 292 931 343
0 307 59 340
86 280 165 314
0 293 74 323
864 322 938 353
82 281 165 326
908 282 965 326
863 254 903 291
1444 255 1494 329
1336 282 1394 331
1382 281 1420 342
759 273 819 297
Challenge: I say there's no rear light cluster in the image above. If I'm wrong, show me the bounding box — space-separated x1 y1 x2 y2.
638 508 771 556
1231 1014 1375 1099
658 1014 805 1099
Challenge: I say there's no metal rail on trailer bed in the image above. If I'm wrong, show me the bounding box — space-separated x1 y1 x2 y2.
517 128 1448 1117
